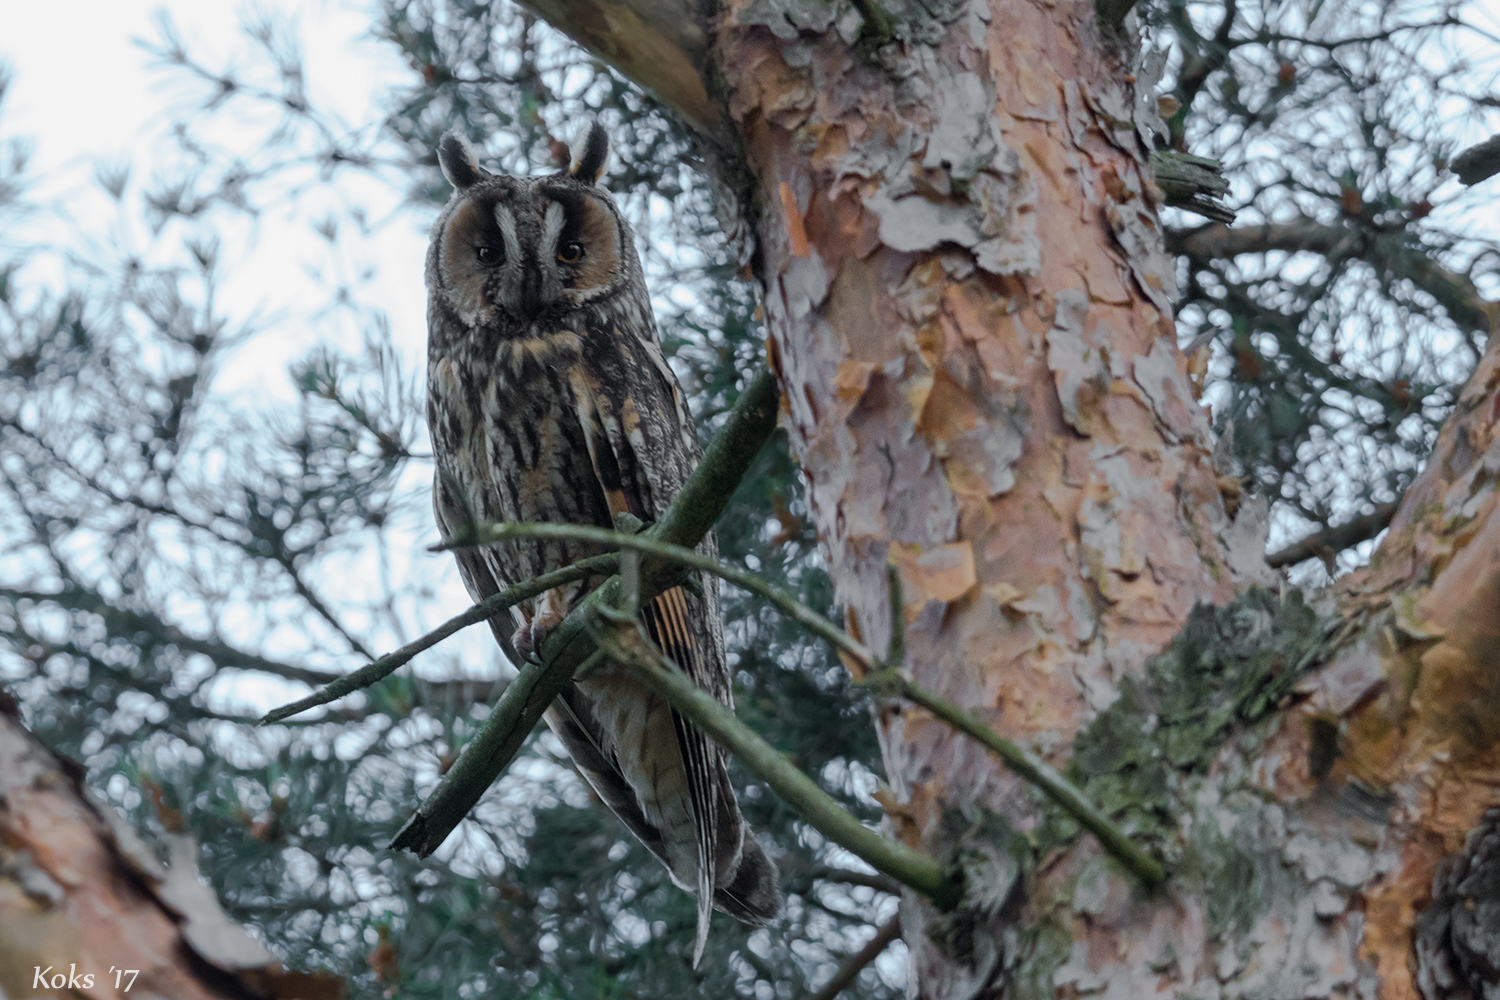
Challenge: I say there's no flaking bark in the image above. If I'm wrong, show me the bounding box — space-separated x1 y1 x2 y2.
514 0 1500 996
0 701 344 999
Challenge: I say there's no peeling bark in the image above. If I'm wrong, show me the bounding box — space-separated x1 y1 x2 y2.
508 0 1500 996
715 4 1264 992
0 702 343 1000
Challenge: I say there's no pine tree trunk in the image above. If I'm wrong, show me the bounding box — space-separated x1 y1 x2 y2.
0 702 344 999
522 1 1500 996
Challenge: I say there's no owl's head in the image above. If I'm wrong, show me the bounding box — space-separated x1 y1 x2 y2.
427 123 633 332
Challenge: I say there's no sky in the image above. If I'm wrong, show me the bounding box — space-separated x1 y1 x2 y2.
1 0 429 406
0 1 505 719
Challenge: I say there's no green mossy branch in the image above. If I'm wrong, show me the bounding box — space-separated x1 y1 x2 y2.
322 357 1159 901
434 520 880 670
429 522 1163 886
594 614 963 909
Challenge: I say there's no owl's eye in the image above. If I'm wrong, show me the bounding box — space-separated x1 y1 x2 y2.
556 241 585 264
475 244 502 265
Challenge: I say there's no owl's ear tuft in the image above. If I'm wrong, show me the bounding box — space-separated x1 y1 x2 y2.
438 130 487 190
570 122 610 184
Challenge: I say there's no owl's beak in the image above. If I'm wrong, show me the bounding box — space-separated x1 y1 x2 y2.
519 262 554 320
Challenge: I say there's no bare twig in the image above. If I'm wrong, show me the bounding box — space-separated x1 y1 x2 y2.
807 866 903 895
435 520 880 670
259 553 617 724
798 916 903 1000
1265 501 1399 568
432 524 1163 884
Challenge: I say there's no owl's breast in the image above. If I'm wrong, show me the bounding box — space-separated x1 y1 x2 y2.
428 340 614 589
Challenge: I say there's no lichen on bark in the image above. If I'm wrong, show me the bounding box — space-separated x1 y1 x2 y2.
1067 588 1330 850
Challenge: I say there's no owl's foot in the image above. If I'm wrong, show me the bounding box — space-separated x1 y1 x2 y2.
512 587 574 663
509 618 553 664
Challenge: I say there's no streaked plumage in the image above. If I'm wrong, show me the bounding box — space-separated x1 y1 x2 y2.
424 124 782 963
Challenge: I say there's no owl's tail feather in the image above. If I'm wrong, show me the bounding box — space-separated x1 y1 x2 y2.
714 829 784 926
692 857 714 968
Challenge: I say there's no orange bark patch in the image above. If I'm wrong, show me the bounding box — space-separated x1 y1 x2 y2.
835 360 877 403
1336 696 1408 789
1412 520 1500 756
779 182 810 258
913 370 980 445
892 541 979 620
1363 832 1445 1000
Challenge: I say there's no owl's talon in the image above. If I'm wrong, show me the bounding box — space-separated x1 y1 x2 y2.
529 617 553 658
511 619 557 664
510 624 535 662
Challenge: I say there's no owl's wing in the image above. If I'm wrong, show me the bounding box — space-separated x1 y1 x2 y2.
564 353 733 966
432 468 527 660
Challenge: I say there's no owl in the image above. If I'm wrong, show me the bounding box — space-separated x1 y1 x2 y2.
424 123 782 964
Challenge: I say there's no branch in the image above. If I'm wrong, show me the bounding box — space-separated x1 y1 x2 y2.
1149 150 1235 223
596 616 960 909
1168 220 1498 335
425 523 1162 883
798 916 903 1000
0 585 336 688
435 521 879 671
259 553 617 724
1453 134 1500 186
513 0 721 138
389 366 780 857
806 865 903 895
1265 501 1400 568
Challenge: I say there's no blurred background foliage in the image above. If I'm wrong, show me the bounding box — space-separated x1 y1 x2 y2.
0 0 1496 996
1157 0 1499 574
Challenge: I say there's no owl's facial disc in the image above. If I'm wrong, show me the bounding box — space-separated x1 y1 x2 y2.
438 181 623 334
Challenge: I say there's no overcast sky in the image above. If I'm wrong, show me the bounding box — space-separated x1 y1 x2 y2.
1 0 429 407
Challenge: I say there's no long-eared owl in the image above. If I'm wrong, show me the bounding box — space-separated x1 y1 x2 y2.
424 123 782 963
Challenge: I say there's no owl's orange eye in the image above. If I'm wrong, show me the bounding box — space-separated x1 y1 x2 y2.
475 244 502 265
557 241 585 264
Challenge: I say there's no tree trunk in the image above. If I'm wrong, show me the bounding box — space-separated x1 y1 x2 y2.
521 1 1500 996
0 700 344 1000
